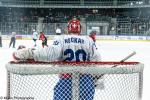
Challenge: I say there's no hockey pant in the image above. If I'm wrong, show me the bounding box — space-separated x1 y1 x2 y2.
33 39 37 46
53 74 95 100
9 37 16 48
42 39 47 46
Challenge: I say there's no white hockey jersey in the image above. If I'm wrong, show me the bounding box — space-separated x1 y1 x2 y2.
32 31 38 39
33 35 101 62
14 35 101 62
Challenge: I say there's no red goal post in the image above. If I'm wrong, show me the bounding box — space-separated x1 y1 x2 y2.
6 61 144 100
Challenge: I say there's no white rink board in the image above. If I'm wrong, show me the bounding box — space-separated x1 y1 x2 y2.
0 39 150 100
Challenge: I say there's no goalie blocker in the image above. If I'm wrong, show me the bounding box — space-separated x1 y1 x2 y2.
94 51 136 87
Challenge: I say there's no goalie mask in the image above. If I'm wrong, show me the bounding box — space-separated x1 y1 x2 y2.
68 18 81 34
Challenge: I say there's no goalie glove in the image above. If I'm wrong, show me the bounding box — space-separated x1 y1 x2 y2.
13 48 35 61
94 77 105 90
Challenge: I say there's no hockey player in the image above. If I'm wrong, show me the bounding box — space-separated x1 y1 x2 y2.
39 32 48 48
32 29 38 47
13 17 101 100
89 30 97 49
9 32 16 48
89 30 96 42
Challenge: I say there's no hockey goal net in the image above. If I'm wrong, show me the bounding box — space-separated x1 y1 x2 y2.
6 61 144 100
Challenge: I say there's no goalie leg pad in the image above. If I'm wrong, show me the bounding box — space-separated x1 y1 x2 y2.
53 78 72 100
79 74 95 100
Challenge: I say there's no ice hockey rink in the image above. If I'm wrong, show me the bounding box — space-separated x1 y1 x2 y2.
0 39 150 100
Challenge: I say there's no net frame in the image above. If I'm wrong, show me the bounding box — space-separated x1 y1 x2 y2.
6 61 143 75
6 61 144 100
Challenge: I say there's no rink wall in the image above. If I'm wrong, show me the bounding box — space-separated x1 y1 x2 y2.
1 35 150 41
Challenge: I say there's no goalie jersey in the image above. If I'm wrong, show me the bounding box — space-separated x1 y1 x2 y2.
13 35 101 62
35 35 101 62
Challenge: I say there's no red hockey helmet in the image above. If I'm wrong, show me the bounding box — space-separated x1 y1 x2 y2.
67 18 81 34
89 30 96 36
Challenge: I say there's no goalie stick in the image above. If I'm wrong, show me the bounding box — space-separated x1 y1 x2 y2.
94 51 136 87
112 51 136 67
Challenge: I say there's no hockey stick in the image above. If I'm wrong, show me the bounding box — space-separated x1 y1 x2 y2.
94 51 136 86
111 51 136 67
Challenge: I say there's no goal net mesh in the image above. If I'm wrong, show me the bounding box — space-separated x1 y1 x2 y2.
6 61 144 100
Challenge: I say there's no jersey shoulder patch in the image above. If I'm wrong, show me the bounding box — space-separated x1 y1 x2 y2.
53 40 59 45
52 36 63 45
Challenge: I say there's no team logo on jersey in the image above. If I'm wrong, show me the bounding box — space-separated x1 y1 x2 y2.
53 41 59 45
